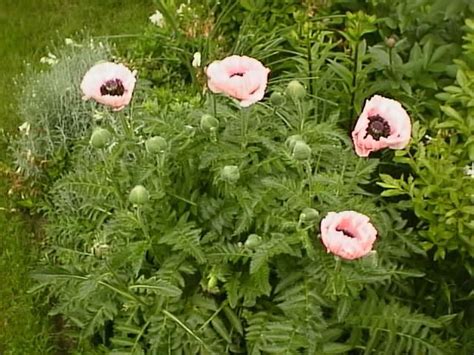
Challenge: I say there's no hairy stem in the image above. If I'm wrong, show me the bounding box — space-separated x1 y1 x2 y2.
349 42 359 120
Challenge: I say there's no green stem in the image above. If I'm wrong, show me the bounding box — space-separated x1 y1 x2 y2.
349 42 360 120
334 256 341 273
298 100 305 132
304 161 313 204
241 107 248 150
389 47 393 68
136 207 150 241
197 301 227 332
212 93 217 119
306 26 314 97
119 111 133 139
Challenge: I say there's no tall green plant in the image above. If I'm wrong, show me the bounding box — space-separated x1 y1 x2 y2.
31 63 458 353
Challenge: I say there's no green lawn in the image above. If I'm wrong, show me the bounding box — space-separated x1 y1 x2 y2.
0 1 153 352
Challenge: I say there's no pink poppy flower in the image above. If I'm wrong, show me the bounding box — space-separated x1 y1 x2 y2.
320 211 377 260
206 55 270 107
351 95 411 157
81 62 137 111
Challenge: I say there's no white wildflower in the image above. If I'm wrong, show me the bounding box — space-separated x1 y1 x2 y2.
177 3 187 15
65 38 82 48
18 122 31 136
149 10 165 27
91 242 110 257
40 53 58 66
93 110 105 122
464 163 474 178
192 52 201 67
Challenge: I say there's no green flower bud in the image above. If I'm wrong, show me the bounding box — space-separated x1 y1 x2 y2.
285 80 306 100
292 141 312 160
244 234 262 249
385 36 397 48
270 92 285 106
221 165 240 183
285 134 304 150
200 114 219 132
129 185 149 205
207 275 218 289
299 208 319 224
145 136 167 154
90 128 112 149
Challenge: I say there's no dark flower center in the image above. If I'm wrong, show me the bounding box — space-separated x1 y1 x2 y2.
365 115 391 141
230 72 245 78
100 79 125 96
336 227 356 238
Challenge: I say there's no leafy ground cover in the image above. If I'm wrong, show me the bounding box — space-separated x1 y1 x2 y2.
2 0 474 354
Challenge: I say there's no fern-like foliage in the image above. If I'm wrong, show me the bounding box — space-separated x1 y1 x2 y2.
345 292 455 355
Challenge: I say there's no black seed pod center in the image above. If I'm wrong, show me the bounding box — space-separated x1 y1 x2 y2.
336 227 356 238
230 72 244 78
365 115 391 141
100 79 125 96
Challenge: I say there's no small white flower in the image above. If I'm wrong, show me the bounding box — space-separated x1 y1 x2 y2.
149 10 165 27
464 163 474 178
26 149 33 162
91 242 110 257
40 53 58 66
18 122 31 136
93 110 105 122
65 38 74 46
177 3 187 15
192 52 201 67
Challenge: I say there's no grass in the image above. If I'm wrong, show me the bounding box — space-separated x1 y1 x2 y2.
0 0 153 352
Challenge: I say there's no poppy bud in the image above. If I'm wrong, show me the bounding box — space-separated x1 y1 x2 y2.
270 92 285 106
300 208 319 224
90 128 112 149
221 165 240 183
145 136 167 154
129 185 149 205
244 234 262 249
285 80 306 99
207 275 218 289
200 114 219 132
292 141 312 160
385 36 397 48
285 134 304 150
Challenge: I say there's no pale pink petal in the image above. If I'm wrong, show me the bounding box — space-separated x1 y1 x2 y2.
206 55 270 107
320 211 377 260
351 95 411 157
80 62 136 110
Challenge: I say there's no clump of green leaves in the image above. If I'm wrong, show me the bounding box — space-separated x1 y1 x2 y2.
378 19 474 266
